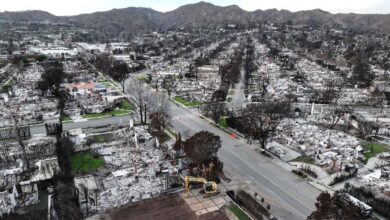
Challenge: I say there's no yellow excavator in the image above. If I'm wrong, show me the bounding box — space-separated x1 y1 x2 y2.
184 176 218 197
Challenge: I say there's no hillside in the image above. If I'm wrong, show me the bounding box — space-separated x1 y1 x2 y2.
0 1 389 34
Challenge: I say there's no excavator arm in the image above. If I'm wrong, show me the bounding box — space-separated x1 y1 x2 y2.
184 176 218 197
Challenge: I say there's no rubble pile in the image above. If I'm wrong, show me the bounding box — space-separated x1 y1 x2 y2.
0 135 57 163
0 156 58 216
274 118 363 168
74 126 177 214
357 167 390 194
0 183 39 217
148 40 239 103
0 64 59 127
61 62 127 116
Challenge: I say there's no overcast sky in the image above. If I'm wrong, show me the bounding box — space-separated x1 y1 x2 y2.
1 0 389 16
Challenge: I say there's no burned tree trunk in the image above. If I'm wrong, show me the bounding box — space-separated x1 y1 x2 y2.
241 101 291 149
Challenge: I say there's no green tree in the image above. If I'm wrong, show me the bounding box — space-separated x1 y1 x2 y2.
94 53 113 74
241 101 290 148
308 192 367 220
110 61 129 92
35 54 48 62
352 59 374 87
183 131 221 164
38 62 64 96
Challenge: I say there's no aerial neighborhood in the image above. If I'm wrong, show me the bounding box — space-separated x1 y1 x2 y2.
0 1 389 220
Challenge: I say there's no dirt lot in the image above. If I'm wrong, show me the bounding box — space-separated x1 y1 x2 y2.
107 194 229 220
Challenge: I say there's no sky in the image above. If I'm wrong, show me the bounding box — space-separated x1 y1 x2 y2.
0 0 389 16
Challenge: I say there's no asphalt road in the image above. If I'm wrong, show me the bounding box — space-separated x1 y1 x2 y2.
229 65 247 109
27 53 387 219
29 76 320 220
169 103 319 220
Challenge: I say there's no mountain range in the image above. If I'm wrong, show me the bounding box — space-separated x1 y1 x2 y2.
1 1 389 34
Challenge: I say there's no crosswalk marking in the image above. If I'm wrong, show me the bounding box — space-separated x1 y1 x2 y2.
171 113 195 121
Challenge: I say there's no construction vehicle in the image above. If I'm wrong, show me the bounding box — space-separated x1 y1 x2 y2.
184 176 218 197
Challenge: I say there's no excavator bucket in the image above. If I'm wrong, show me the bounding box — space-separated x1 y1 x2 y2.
184 176 218 198
203 191 220 198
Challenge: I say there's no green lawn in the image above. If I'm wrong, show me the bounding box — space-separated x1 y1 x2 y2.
219 118 228 129
361 141 389 164
121 99 135 111
292 169 309 179
82 99 134 119
290 156 315 164
174 96 202 107
136 75 150 83
71 152 104 174
229 204 251 220
82 109 130 119
100 81 115 88
62 116 72 121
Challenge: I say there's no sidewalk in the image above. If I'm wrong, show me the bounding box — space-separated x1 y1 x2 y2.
201 114 342 194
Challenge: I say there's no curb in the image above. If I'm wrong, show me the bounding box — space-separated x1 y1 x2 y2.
80 112 133 121
170 98 202 108
200 115 244 138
